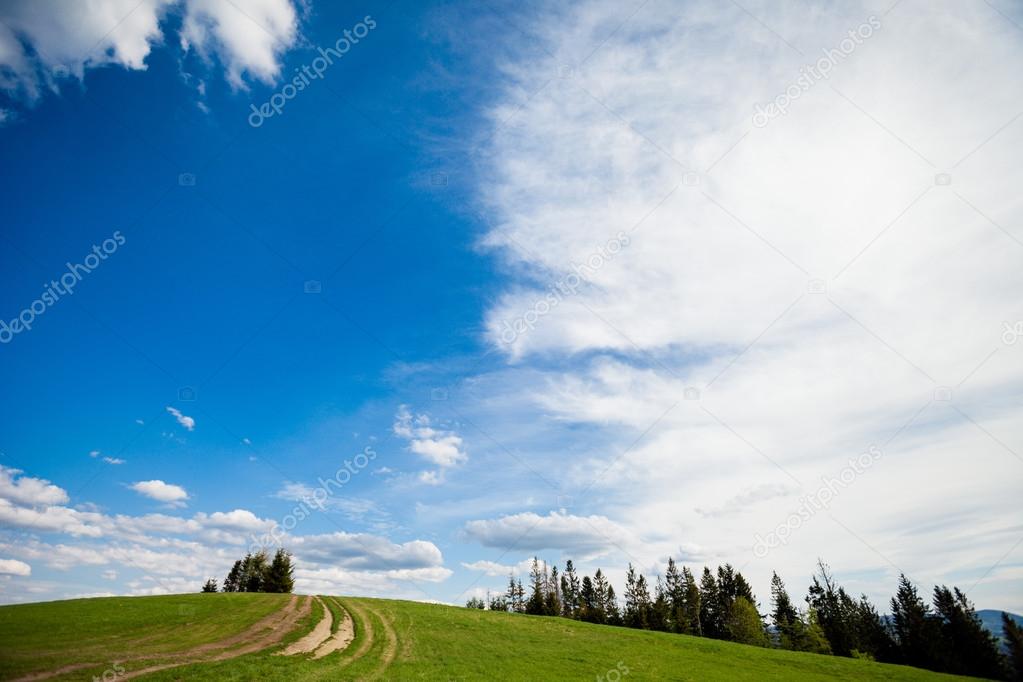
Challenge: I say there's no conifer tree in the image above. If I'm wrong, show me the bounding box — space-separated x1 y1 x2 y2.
562 560 580 618
650 575 670 631
201 578 218 593
526 557 546 615
665 558 685 633
681 565 702 635
264 548 294 593
605 584 622 626
771 572 798 648
932 585 1004 678
222 559 242 593
592 569 609 624
890 573 942 669
699 566 721 638
1003 612 1023 682
580 575 597 622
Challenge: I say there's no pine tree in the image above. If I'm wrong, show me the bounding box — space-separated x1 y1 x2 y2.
851 594 896 662
526 557 546 615
222 560 242 593
624 564 650 629
807 559 856 656
606 584 622 626
650 575 670 631
665 558 685 633
932 585 1004 678
580 575 597 622
506 574 518 612
771 572 798 648
264 548 294 593
562 560 581 618
201 578 218 593
1003 612 1023 682
890 573 942 670
699 567 721 638
545 565 562 616
592 569 609 624
681 566 701 636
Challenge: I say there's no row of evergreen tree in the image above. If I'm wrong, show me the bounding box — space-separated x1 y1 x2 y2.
200 548 295 594
466 557 1023 681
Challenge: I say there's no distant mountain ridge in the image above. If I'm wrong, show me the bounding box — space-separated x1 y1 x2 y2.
978 609 1023 643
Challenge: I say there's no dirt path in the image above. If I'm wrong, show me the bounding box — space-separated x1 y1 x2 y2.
336 600 375 669
312 599 355 659
278 597 333 656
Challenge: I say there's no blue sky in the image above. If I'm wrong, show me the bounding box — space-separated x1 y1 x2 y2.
1 0 1021 613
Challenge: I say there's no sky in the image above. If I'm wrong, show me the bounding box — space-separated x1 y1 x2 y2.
0 0 1021 615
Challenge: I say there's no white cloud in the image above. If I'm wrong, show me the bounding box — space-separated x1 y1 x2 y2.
393 406 468 475
470 0 1023 610
289 531 446 571
464 511 633 559
165 406 195 431
0 465 69 506
130 480 189 506
0 0 299 101
0 558 30 576
180 0 297 89
461 558 533 577
102 457 125 465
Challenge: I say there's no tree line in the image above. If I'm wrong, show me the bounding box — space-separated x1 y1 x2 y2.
200 548 295 594
466 557 1023 681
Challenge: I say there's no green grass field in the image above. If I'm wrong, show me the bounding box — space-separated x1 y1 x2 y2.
0 594 987 681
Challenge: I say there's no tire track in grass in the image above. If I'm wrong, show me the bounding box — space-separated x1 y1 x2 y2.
118 595 313 680
12 596 302 682
279 597 332 656
359 601 398 680
312 599 355 659
336 599 374 669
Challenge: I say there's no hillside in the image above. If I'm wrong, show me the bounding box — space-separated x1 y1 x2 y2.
0 594 990 681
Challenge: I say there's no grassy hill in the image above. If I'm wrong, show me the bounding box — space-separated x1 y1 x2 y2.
0 594 989 681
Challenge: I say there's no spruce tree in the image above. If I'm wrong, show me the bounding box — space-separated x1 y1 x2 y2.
545 565 562 616
650 575 670 631
681 566 702 636
562 560 581 618
890 573 942 670
699 567 721 638
264 549 294 593
807 559 856 656
665 558 685 633
592 569 609 624
932 585 1004 678
605 584 622 626
223 560 242 592
580 575 597 622
1003 612 1023 682
201 578 218 593
771 572 798 648
526 558 546 615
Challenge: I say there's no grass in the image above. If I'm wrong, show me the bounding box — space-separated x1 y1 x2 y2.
0 594 988 681
0 593 289 680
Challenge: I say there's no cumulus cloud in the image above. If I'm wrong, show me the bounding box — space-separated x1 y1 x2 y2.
130 480 189 506
165 406 195 431
0 558 31 576
464 511 633 559
0 0 299 101
289 531 446 572
393 406 468 483
461 558 534 577
0 465 69 507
